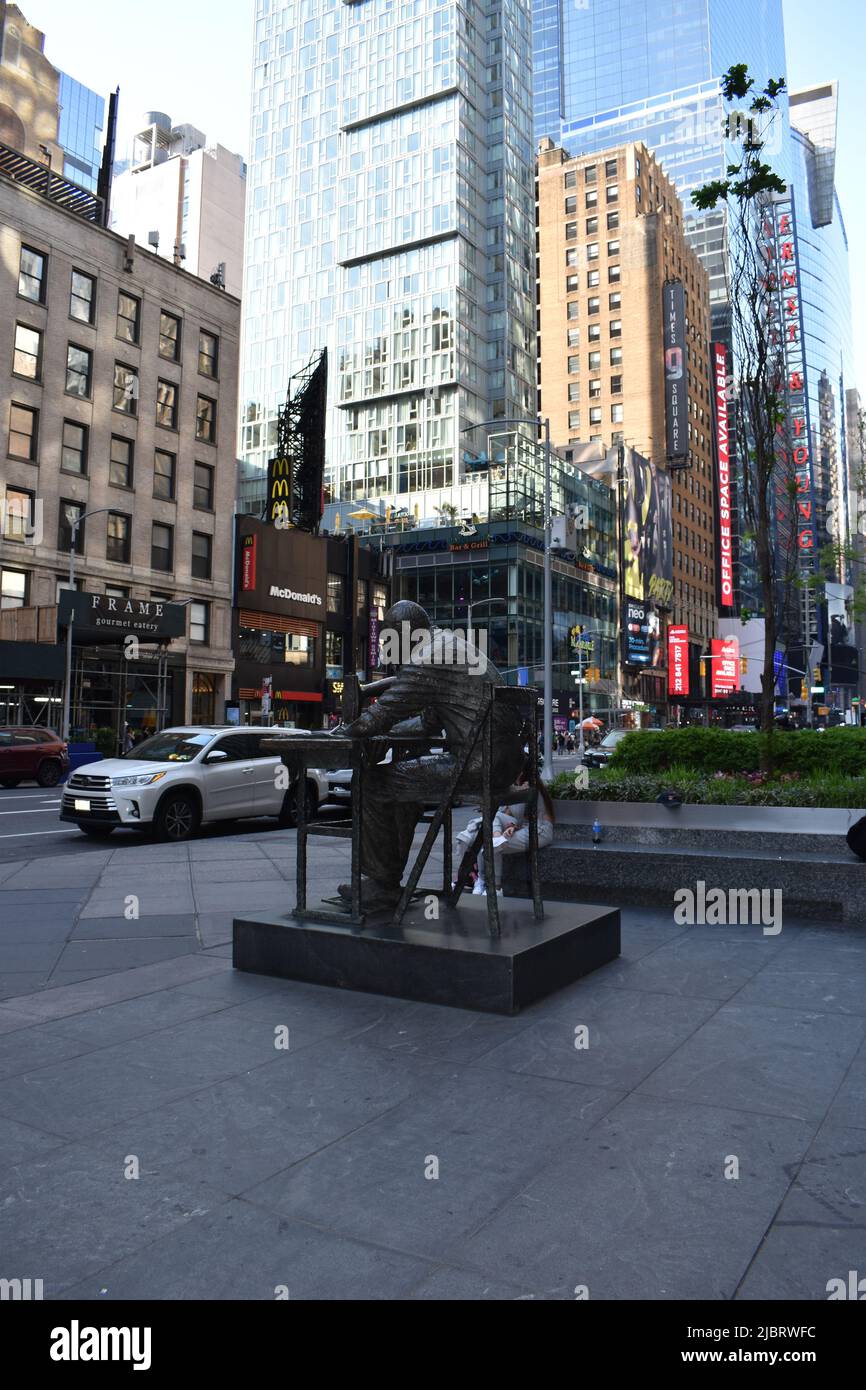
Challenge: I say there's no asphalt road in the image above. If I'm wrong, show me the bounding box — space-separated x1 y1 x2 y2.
0 784 355 864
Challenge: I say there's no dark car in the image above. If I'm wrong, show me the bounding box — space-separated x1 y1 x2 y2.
0 726 69 788
582 726 661 769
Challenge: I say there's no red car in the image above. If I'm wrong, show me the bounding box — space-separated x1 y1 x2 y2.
0 727 69 788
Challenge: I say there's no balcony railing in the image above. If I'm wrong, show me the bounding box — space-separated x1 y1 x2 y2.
0 140 104 222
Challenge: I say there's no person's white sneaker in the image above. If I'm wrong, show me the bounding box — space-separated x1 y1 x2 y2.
472 880 487 895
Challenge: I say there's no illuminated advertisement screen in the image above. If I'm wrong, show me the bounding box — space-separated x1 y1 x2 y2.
668 624 689 696
621 450 673 609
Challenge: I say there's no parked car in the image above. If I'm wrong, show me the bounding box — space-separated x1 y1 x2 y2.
59 726 331 841
581 726 661 770
0 726 69 788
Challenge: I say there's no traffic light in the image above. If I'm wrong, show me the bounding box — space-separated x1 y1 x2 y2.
699 659 707 679
814 666 822 683
800 682 808 701
740 655 748 677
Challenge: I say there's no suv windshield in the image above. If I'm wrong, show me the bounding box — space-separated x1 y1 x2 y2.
128 731 214 763
601 731 626 747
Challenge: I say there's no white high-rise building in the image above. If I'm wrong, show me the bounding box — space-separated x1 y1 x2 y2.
111 112 246 297
238 0 537 519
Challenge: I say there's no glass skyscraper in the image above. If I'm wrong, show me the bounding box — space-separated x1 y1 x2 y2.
240 0 537 516
531 0 790 315
57 72 105 192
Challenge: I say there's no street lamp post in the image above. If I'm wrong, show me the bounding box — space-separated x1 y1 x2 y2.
461 416 555 782
60 507 113 742
570 629 605 761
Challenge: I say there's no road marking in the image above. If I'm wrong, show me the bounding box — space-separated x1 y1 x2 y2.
0 829 79 840
0 809 65 816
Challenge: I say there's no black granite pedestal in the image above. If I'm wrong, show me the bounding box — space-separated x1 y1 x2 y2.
233 897 620 1015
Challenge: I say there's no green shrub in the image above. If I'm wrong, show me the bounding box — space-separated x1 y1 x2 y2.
608 727 866 777
548 765 866 809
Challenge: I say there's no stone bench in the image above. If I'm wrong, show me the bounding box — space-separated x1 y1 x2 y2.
501 802 866 925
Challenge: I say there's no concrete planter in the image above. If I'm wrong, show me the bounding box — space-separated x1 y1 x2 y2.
550 799 862 837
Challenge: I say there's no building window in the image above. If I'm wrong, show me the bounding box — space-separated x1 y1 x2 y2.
567 382 580 402
0 567 28 609
153 449 176 500
607 211 619 230
109 435 133 489
610 319 622 338
159 311 181 361
193 462 214 510
584 166 597 184
565 221 577 241
8 403 38 461
611 404 624 423
325 628 343 676
636 184 642 203
607 240 620 257
567 355 580 374
156 379 178 430
608 264 621 283
566 274 579 292
13 323 42 380
113 363 139 414
611 375 623 395
588 352 601 370
61 420 87 475
195 395 216 443
589 379 601 398
191 672 216 723
587 270 599 287
66 344 92 398
564 170 576 189
589 407 602 426
588 324 601 342
190 601 209 644
605 159 618 178
587 242 599 260
609 292 622 310
105 586 129 599
2 487 34 542
18 246 47 303
198 330 219 378
587 297 600 316
585 190 597 208
565 248 578 267
568 410 580 429
191 531 212 580
585 216 598 234
564 196 577 215
567 301 579 320
610 347 623 365
117 291 140 344
606 184 619 203
70 270 95 324
327 573 344 612
58 500 85 554
151 522 173 572
106 512 131 564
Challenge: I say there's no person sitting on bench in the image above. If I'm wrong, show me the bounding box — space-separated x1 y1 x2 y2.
475 773 555 896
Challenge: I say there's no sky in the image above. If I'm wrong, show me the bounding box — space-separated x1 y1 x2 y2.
21 0 866 387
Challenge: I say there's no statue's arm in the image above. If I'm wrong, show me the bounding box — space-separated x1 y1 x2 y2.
343 665 437 738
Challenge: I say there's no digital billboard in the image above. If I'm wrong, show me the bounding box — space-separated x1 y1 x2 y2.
668 625 689 696
711 636 740 699
621 449 673 608
623 598 661 669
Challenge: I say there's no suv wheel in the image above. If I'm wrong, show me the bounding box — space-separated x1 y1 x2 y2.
154 792 200 842
279 780 318 829
37 760 62 788
0 778 20 789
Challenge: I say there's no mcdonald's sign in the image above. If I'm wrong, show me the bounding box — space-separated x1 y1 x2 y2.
241 533 257 592
267 457 292 525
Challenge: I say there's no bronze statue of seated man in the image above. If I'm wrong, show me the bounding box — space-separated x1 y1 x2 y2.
333 600 524 914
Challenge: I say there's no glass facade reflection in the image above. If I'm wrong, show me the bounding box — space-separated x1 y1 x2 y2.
57 73 105 192
531 0 790 315
240 0 537 518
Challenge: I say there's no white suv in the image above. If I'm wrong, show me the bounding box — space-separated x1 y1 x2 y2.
60 726 330 842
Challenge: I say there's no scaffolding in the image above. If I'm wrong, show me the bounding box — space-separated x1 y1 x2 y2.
69 646 174 752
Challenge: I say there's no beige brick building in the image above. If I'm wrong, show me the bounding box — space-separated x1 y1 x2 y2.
0 164 239 738
537 138 717 649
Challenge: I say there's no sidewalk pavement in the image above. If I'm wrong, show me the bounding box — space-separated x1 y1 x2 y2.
0 823 864 1300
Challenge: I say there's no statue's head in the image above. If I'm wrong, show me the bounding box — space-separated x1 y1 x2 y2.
378 601 432 671
382 600 431 634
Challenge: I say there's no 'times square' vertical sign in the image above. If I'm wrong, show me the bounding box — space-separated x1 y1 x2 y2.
663 280 688 462
713 343 734 608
